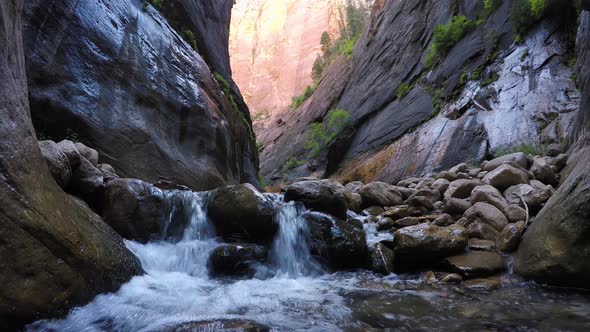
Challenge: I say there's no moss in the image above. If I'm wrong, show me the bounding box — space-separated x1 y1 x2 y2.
493 144 548 157
480 72 499 87
396 82 412 100
213 72 255 140
520 49 530 61
291 84 317 110
284 158 306 171
425 16 476 69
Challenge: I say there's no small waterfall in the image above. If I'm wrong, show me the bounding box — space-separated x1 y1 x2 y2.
269 201 322 277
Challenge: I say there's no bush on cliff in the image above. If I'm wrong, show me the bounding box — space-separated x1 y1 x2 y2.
425 16 476 69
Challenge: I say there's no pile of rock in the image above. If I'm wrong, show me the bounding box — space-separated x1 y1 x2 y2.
281 150 567 290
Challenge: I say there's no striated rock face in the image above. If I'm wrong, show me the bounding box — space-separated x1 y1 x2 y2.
260 0 580 185
229 0 370 119
23 0 258 191
514 10 590 289
0 1 142 329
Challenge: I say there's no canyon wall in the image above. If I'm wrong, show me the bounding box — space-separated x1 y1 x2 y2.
229 0 370 120
0 1 141 328
23 0 258 191
260 0 581 185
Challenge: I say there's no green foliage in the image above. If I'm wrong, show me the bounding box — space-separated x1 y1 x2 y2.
511 0 551 38
493 144 547 158
530 0 546 17
480 72 499 87
304 109 351 158
312 56 325 83
182 29 198 51
481 0 502 18
284 158 306 171
291 84 317 110
213 72 254 140
425 16 476 69
396 83 412 100
520 49 530 61
320 32 332 59
148 0 162 9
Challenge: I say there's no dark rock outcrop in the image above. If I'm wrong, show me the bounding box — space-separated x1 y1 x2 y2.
207 244 267 278
514 10 590 289
0 2 141 328
207 184 277 243
284 179 349 219
22 0 258 191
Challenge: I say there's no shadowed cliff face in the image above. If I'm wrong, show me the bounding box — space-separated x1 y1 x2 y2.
23 0 258 191
229 0 371 121
259 0 580 185
0 1 141 328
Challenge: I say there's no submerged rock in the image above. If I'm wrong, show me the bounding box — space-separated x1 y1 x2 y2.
208 244 267 278
462 278 502 291
208 184 278 243
170 319 270 332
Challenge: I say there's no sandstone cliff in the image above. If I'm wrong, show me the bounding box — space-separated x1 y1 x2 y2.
260 0 581 186
229 0 371 120
23 0 258 191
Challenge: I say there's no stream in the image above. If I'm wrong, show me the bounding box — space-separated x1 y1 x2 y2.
27 191 590 331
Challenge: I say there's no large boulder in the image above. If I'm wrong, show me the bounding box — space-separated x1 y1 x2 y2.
482 152 529 172
441 251 505 278
444 179 481 199
74 142 99 167
465 221 500 241
284 179 348 219
529 157 558 187
464 202 508 231
504 184 553 214
469 185 508 212
393 223 467 270
514 147 590 288
38 140 72 189
68 157 105 211
102 178 166 243
56 139 81 168
207 244 267 277
497 221 524 253
359 182 403 208
304 211 368 269
0 3 141 328
208 184 277 243
482 164 529 191
370 242 395 275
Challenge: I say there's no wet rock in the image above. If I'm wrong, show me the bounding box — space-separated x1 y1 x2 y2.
153 180 191 192
397 186 416 200
470 185 508 213
370 242 395 275
406 196 435 211
442 251 505 278
462 278 502 291
482 153 528 172
75 142 99 167
56 139 81 168
362 206 385 216
38 140 72 189
468 239 496 251
504 204 527 223
344 191 363 213
392 217 421 229
423 271 437 284
438 171 458 182
208 244 267 278
208 184 278 243
497 221 524 253
102 178 165 243
456 217 472 228
344 181 364 193
482 164 529 191
170 319 270 332
444 179 481 199
359 182 403 208
449 163 470 174
529 157 558 187
547 153 569 172
431 178 450 194
380 205 412 220
304 212 368 269
433 214 454 227
393 223 467 270
284 179 348 219
376 218 395 231
466 221 500 241
464 202 508 231
348 218 364 230
443 198 471 215
440 273 463 283
504 184 553 214
69 157 105 211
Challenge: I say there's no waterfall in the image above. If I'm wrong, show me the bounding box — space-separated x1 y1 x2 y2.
269 200 322 277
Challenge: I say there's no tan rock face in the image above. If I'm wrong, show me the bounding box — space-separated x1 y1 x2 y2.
229 0 366 120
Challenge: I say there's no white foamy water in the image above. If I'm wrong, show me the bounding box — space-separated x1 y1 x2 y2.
26 191 351 332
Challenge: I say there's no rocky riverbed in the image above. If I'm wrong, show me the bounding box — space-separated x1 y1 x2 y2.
24 138 590 331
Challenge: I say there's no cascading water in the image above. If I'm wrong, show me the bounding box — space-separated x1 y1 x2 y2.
27 191 590 331
269 200 322 277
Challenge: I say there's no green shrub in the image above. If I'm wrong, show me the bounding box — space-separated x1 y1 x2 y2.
304 109 351 158
325 109 351 143
396 83 412 100
312 56 325 83
493 144 547 157
482 0 502 18
425 16 476 69
284 158 306 171
291 84 317 110
182 29 197 51
511 0 552 39
480 72 499 87
148 0 163 9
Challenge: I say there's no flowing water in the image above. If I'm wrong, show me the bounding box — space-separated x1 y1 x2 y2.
27 191 590 331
